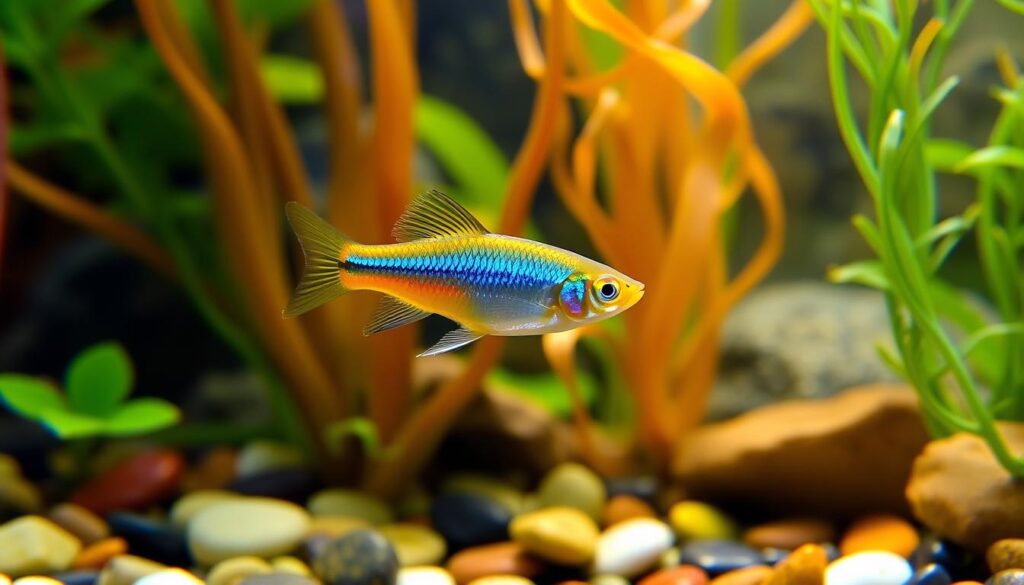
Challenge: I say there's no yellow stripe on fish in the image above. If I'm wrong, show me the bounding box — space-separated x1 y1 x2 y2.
283 190 644 356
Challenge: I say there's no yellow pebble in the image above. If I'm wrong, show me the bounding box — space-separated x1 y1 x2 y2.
839 515 918 558
13 578 63 585
510 506 600 566
0 574 9 585
467 577 535 585
398 567 456 585
668 501 737 541
271 556 312 576
206 556 273 585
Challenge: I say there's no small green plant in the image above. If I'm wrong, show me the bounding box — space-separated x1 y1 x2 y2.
814 0 1024 475
0 342 179 439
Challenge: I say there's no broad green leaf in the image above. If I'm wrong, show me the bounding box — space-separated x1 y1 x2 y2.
955 146 1024 172
926 139 974 173
102 398 181 436
0 375 65 418
36 408 104 439
996 0 1024 15
260 55 324 105
828 260 890 290
65 342 134 418
486 369 597 418
416 95 509 205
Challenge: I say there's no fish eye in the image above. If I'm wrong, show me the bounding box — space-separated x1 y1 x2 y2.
596 279 619 302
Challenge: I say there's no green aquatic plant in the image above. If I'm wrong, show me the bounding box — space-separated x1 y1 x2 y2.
0 342 180 439
815 0 1024 475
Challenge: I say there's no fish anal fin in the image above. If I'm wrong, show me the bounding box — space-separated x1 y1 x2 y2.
418 327 484 357
393 190 490 242
364 296 431 336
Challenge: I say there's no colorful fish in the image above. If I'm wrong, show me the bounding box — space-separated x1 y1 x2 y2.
283 190 644 356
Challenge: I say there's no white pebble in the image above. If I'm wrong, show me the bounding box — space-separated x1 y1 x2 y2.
825 551 913 585
592 518 675 578
398 567 457 585
188 497 310 566
133 569 204 585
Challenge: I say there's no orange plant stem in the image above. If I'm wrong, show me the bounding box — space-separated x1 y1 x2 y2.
726 0 814 87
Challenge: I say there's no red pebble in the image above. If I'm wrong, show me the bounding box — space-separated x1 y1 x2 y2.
639 565 709 585
71 450 185 515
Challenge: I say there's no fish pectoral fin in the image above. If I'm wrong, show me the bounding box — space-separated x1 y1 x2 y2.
418 327 484 357
392 189 490 242
364 296 431 336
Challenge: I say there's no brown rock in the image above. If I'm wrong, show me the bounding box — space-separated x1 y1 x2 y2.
49 504 110 545
673 385 928 518
906 423 1024 551
446 542 545 585
708 566 774 585
743 519 835 551
181 447 238 493
989 539 1024 572
839 515 918 558
762 544 826 585
71 450 185 515
604 495 657 527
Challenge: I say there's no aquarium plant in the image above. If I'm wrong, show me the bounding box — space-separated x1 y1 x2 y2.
816 0 1024 475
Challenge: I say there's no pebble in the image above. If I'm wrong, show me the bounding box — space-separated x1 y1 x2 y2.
378 523 448 566
0 455 18 478
51 571 100 585
989 571 1024 585
307 517 372 539
96 554 166 585
271 556 313 576
446 542 544 585
591 577 631 585
432 492 512 551
312 529 399 585
442 475 525 515
235 441 306 478
825 551 913 585
228 469 317 503
71 451 185 516
307 489 393 524
840 515 919 559
0 515 82 577
206 556 272 585
638 565 709 585
537 463 606 522
509 506 598 566
910 564 952 585
0 475 43 517
13 578 63 585
168 490 238 528
49 504 111 546
180 448 237 493
678 540 763 577
107 513 190 567
603 496 657 527
911 535 980 575
187 497 310 565
239 575 320 585
743 519 835 551
0 574 6 585
669 502 737 542
762 544 825 585
989 540 1024 573
72 537 128 570
465 578 533 585
593 518 675 578
131 569 204 585
707 566 774 585
397 567 456 585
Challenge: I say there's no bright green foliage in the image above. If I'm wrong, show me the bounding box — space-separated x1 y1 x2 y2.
0 342 180 439
814 0 1024 475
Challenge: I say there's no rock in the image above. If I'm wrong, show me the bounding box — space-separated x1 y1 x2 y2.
593 518 675 578
168 490 238 528
378 523 447 567
270 556 312 576
707 566 774 585
131 569 204 585
989 570 1024 585
446 542 544 585
0 516 82 577
71 537 128 571
762 544 826 585
51 571 100 585
71 450 185 516
990 540 1024 572
509 507 599 566
537 463 606 522
206 556 272 585
0 475 42 519
397 567 456 585
307 490 393 524
312 529 399 585
910 564 952 585
235 441 306 478
13 578 63 585
239 576 319 585
431 492 512 551
95 554 165 585
638 566 708 585
669 502 737 542
674 385 928 518
840 515 919 558
591 577 630 585
465 578 533 585
107 513 190 567
187 497 310 565
906 424 1024 551
603 495 657 527
180 448 237 493
677 540 763 577
825 551 912 585
709 282 900 420
229 469 317 503
743 519 834 551
49 504 111 546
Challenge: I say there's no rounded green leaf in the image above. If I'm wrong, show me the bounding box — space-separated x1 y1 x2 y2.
102 398 181 437
36 407 105 439
0 375 66 419
65 342 134 417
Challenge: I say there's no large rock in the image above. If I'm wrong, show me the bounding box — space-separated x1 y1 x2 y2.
906 423 1024 552
673 385 928 518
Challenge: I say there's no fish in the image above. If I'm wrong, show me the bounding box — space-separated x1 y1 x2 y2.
282 190 645 357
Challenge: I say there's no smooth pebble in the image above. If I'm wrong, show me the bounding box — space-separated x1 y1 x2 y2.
107 513 190 567
308 489 393 524
397 567 456 585
96 555 166 585
228 469 317 503
188 497 310 565
678 540 763 577
510 506 598 566
743 519 835 551
307 517 371 539
312 529 399 585
465 578 533 585
909 564 951 585
591 577 630 585
238 575 320 585
72 537 128 571
0 475 43 517
989 540 1024 573
825 551 913 585
603 496 656 527
707 566 774 585
271 556 312 576
51 571 100 585
605 477 659 504
131 569 204 585
13 578 63 585
989 571 1024 585
71 451 184 516
638 565 709 585
442 475 525 515
49 504 110 546
0 516 82 577
378 523 447 566
168 490 238 528
446 542 544 585
669 502 737 542
432 492 512 550
839 516 919 559
763 544 826 585
537 463 606 522
593 518 675 578
206 556 272 585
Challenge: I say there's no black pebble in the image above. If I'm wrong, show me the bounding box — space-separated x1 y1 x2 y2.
313 529 400 585
430 491 512 551
52 571 100 585
678 539 764 576
229 469 318 503
108 512 191 566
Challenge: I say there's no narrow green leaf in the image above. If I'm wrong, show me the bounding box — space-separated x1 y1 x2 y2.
926 138 974 172
955 146 1024 173
851 214 883 254
995 0 1024 16
102 398 181 436
0 375 66 418
65 342 134 417
36 408 104 439
259 55 324 105
828 260 890 290
323 417 393 460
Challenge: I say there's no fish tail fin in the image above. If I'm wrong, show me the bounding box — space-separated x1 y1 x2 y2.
283 201 352 318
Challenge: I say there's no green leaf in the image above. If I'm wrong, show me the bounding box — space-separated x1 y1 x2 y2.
237 0 316 28
65 342 134 417
0 375 66 418
101 398 181 436
828 260 890 290
36 408 105 439
323 417 393 460
260 55 324 105
926 139 974 173
995 0 1024 15
486 369 598 418
416 95 509 205
955 146 1024 173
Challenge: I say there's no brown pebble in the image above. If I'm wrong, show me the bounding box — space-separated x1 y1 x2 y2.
71 450 185 515
604 495 657 527
639 565 708 585
990 539 1024 572
49 503 110 545
743 519 835 551
446 542 545 585
762 544 826 585
839 515 919 558
72 537 128 570
181 447 238 492
709 566 774 585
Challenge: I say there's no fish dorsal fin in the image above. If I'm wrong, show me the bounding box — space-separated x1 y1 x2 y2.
364 295 431 336
418 327 484 357
393 190 490 242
